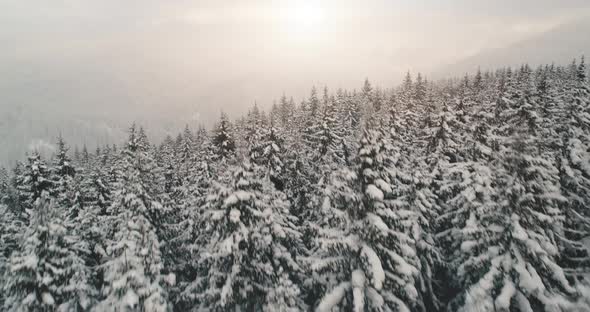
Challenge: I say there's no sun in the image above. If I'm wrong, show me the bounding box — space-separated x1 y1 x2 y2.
285 2 325 36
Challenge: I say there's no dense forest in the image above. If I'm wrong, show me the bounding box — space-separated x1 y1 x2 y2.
1 58 590 312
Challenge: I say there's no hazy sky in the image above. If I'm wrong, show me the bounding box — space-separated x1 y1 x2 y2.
2 0 589 115
1 0 589 165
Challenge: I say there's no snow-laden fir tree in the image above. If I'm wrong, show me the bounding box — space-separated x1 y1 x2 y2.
212 112 236 162
414 73 427 104
278 93 296 129
391 166 443 311
182 160 305 311
456 81 580 311
310 128 419 312
249 119 286 191
96 125 168 312
3 191 95 311
0 166 9 199
16 152 54 218
557 56 590 278
436 160 496 310
73 167 109 288
309 92 346 166
0 202 23 307
50 135 79 218
245 103 267 159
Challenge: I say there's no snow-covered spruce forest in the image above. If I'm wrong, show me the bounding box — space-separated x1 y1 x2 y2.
1 59 590 312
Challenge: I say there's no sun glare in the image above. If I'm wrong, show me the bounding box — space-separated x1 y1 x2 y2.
285 2 325 37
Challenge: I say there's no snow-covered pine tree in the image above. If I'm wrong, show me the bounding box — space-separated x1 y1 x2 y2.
50 135 78 217
278 93 296 130
0 202 23 307
456 77 579 311
362 78 376 111
310 92 345 165
158 128 211 308
373 88 385 113
212 112 236 162
400 71 414 110
183 161 305 311
249 118 286 191
341 89 361 131
410 99 464 312
425 101 463 166
3 191 95 311
282 134 323 222
0 166 8 198
472 68 483 96
176 125 196 183
309 86 320 117
436 160 496 311
392 166 443 312
336 89 360 165
17 152 54 218
0 166 19 212
97 124 168 312
245 103 266 153
310 128 419 312
557 56 590 279
414 73 427 104
74 167 109 286
81 145 90 167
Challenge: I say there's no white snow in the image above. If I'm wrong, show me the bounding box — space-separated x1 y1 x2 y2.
511 214 528 241
351 269 366 288
495 279 515 309
12 255 38 271
366 213 389 232
514 291 534 312
220 273 234 307
361 245 385 290
164 273 176 286
42 292 55 305
351 270 366 312
321 197 331 211
221 235 235 253
387 249 418 276
365 287 384 309
374 179 392 194
461 241 477 253
316 282 351 312
366 184 384 201
223 190 253 207
229 209 241 223
353 286 365 312
582 236 590 255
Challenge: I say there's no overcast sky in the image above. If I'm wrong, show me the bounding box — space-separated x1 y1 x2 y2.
2 0 589 113
1 0 589 165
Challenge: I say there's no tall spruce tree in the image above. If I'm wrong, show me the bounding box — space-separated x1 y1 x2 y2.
310 128 419 312
3 191 95 311
97 125 168 311
183 161 305 311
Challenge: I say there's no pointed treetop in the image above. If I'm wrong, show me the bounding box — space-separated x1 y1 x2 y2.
403 71 413 89
578 55 587 82
362 78 372 96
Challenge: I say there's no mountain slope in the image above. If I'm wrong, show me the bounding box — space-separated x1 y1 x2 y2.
435 18 590 77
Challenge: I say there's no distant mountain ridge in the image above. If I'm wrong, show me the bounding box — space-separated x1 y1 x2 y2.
435 17 590 77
